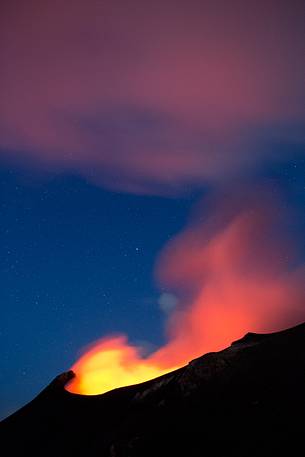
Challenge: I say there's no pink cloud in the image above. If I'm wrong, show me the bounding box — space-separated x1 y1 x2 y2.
1 1 304 192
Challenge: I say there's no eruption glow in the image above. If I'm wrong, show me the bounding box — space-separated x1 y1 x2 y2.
67 336 179 395
67 191 305 395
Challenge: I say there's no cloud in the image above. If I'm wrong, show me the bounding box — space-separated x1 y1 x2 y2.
0 0 304 193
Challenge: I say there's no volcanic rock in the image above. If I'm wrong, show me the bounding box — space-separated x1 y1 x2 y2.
2 322 305 456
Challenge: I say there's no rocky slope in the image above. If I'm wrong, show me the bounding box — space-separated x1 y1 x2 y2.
2 322 305 456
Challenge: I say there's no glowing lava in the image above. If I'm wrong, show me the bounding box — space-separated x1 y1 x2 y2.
67 336 179 394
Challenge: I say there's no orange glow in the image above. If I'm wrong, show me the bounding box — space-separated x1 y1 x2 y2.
67 336 179 395
67 193 305 395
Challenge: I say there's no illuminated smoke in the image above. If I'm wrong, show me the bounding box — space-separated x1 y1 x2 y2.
67 189 305 394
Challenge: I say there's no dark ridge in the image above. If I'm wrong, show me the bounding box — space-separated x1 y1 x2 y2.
2 321 305 457
231 331 270 346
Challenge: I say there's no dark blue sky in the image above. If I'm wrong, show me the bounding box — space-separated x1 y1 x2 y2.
0 166 195 418
1 154 304 418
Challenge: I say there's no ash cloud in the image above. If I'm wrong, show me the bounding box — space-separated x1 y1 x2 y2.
152 188 305 366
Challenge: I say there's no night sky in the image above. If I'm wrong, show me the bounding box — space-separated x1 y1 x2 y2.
1 1 305 419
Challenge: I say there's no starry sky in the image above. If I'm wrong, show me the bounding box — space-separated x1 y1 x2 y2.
1 0 305 419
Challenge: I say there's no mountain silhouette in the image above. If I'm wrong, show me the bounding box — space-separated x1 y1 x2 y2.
2 322 305 456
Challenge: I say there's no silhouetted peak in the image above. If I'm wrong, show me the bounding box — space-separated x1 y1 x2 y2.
50 370 75 389
231 331 269 347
